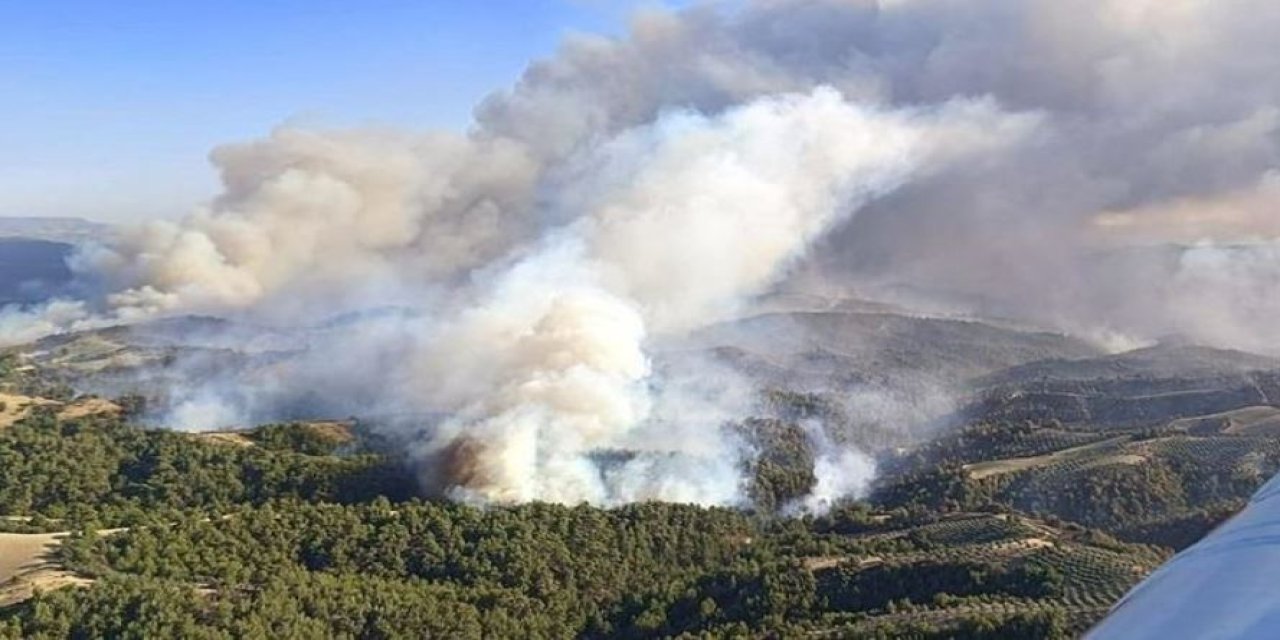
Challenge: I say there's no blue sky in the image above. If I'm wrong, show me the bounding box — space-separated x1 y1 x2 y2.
0 1 678 222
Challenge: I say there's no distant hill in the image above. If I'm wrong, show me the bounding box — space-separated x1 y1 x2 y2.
0 216 111 245
976 344 1280 387
0 216 110 307
964 344 1280 429
676 308 1102 389
0 239 75 307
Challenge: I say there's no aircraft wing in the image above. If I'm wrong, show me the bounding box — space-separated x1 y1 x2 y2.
1088 471 1280 639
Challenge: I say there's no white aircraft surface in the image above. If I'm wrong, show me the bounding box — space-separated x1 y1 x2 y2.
1090 471 1280 639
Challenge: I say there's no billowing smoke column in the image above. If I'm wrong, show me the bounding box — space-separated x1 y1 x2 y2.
11 86 1030 506
37 0 1279 353
79 128 540 320
6 0 1280 504
64 88 1027 506
399 90 1029 504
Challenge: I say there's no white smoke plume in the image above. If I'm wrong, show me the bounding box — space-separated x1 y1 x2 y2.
74 129 539 321
7 0 1280 507
799 419 878 515
12 87 1030 507
397 90 1030 505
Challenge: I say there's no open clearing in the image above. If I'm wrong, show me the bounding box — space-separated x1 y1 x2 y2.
56 397 121 421
1170 406 1280 436
0 531 88 608
0 532 61 583
0 393 56 429
964 436 1133 480
194 431 256 447
0 393 121 430
0 525 128 608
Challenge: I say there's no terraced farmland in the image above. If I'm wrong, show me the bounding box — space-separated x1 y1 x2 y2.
876 396 1280 544
801 513 1166 636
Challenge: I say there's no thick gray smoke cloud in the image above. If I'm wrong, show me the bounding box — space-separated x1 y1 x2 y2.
396 91 1028 504
85 89 1023 506
6 0 1280 506
763 0 1280 350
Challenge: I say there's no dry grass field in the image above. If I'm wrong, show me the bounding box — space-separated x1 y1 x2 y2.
0 531 88 608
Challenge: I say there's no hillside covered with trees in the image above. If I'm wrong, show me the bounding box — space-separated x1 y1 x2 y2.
0 406 1190 639
2 328 1279 638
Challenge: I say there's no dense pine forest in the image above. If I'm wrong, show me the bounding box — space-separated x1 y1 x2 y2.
3 331 1279 638
0 405 1214 639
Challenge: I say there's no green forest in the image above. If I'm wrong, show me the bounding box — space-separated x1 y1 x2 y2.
0 408 1186 639
2 345 1277 638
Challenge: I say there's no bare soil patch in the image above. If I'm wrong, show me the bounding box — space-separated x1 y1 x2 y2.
55 397 122 421
194 431 256 447
0 393 56 429
0 531 87 607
